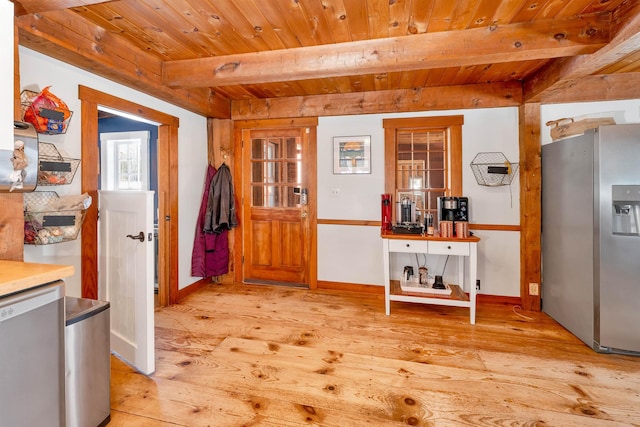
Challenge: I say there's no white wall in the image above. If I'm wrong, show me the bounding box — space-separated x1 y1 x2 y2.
318 102 640 297
19 47 208 297
0 1 13 150
317 108 522 296
18 44 640 298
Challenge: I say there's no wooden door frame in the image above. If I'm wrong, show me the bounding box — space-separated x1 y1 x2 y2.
233 118 318 289
79 85 180 306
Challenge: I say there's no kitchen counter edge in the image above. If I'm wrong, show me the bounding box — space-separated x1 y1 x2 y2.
0 261 74 298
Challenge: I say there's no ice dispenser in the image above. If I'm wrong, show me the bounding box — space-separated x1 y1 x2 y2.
612 185 640 236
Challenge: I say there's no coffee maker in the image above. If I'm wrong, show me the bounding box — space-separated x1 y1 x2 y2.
437 196 469 233
392 196 424 234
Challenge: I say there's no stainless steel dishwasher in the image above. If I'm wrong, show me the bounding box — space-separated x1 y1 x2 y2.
0 281 65 427
65 296 111 427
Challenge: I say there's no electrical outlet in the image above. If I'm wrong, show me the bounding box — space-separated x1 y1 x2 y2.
330 188 340 198
529 282 539 296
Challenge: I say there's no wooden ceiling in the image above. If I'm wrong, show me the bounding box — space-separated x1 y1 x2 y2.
12 0 640 119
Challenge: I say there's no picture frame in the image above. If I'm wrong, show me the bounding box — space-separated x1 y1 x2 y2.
333 135 371 174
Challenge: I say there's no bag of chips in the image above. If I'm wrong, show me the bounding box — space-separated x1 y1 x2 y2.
23 86 72 134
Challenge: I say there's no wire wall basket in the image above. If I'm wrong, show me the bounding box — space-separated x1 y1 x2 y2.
470 152 519 187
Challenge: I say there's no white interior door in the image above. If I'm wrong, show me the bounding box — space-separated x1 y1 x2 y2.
98 190 155 375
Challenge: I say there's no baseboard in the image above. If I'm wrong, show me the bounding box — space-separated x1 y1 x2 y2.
476 294 521 306
316 281 384 294
177 277 211 301
317 280 522 305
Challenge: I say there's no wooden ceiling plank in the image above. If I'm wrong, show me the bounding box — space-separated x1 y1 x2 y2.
231 82 523 120
296 0 336 45
219 0 289 51
207 0 280 51
511 0 555 23
426 0 459 32
185 0 258 55
13 0 113 15
135 0 236 57
489 0 529 25
580 0 627 15
69 4 176 60
387 0 412 37
467 0 501 29
154 0 237 57
126 0 232 58
319 0 351 43
449 0 482 30
524 1 640 102
16 10 230 118
258 0 326 47
366 0 391 39
342 0 370 41
163 14 609 88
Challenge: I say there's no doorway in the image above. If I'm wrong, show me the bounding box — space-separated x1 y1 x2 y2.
234 118 318 288
79 85 180 306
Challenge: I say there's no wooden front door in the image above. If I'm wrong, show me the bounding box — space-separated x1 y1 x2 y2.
237 119 317 288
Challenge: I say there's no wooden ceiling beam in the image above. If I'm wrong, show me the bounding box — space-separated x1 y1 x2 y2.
524 1 640 103
231 82 522 120
534 72 640 104
163 14 609 88
15 9 231 118
11 0 114 16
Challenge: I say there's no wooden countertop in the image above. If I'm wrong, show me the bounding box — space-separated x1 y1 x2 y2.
381 230 480 242
0 261 74 298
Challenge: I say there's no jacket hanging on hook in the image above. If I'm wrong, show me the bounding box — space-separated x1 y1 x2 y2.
204 162 238 233
191 164 232 277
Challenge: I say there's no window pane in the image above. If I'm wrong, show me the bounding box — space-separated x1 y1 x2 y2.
430 191 445 210
285 161 299 184
285 186 297 207
430 152 445 169
252 184 281 207
251 138 264 160
285 138 299 159
429 170 445 189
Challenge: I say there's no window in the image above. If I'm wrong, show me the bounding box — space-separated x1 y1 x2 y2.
250 133 301 208
100 131 150 190
383 116 463 224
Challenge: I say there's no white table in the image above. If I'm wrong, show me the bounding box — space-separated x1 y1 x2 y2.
382 232 479 324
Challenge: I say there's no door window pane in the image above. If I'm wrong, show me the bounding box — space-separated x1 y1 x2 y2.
250 135 302 207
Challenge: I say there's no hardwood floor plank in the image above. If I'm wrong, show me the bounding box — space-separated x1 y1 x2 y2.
111 283 640 426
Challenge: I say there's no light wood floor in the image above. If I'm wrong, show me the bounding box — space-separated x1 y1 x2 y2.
109 282 640 426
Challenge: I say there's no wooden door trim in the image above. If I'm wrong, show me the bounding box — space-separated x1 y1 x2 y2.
233 118 318 289
79 85 179 305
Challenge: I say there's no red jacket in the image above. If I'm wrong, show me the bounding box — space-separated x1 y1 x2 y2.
191 165 230 277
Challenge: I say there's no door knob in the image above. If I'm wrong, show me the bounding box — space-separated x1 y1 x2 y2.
126 231 145 242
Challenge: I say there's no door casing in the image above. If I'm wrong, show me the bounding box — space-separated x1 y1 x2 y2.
233 118 318 289
79 85 180 306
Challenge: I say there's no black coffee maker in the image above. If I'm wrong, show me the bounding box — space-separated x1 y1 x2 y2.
437 196 469 225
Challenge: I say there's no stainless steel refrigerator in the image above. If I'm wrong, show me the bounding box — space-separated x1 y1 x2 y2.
542 124 640 355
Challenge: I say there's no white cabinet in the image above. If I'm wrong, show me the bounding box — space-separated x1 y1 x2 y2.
0 1 14 151
382 234 479 324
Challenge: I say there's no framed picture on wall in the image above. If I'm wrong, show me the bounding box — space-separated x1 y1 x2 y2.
333 135 371 174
